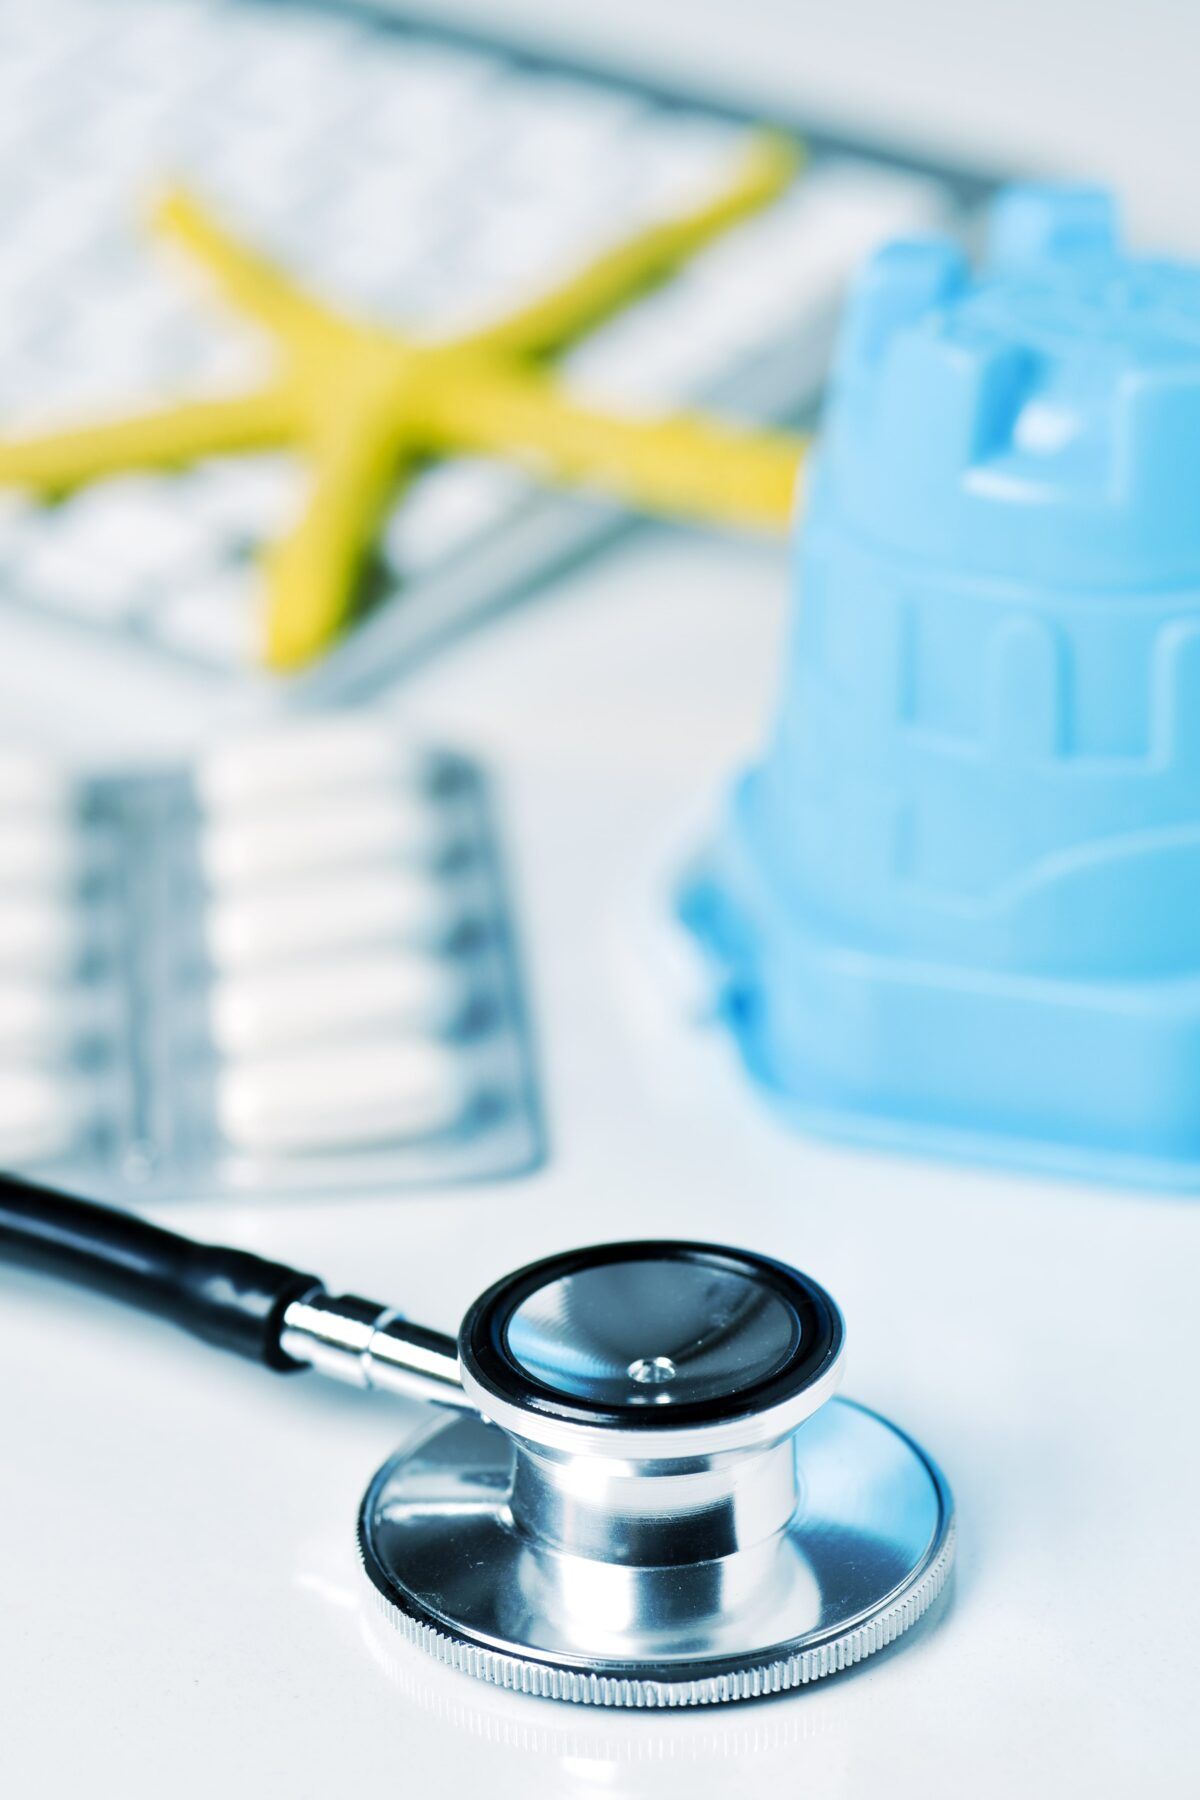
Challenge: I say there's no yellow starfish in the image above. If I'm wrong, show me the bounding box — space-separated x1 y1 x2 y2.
0 135 808 671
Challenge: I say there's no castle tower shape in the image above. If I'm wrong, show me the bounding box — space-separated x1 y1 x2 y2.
686 185 1200 1184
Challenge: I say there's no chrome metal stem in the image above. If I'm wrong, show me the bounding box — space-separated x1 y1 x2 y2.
507 1436 801 1565
280 1291 471 1409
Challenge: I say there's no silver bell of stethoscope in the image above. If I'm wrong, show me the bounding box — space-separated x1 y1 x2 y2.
1 1180 954 1709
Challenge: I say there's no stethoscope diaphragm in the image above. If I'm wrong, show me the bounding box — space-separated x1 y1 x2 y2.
358 1242 953 1707
0 1181 954 1708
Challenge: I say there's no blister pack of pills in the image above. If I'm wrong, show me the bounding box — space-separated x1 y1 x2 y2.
0 716 543 1198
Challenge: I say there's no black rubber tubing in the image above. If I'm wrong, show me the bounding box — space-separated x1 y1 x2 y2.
0 1171 322 1370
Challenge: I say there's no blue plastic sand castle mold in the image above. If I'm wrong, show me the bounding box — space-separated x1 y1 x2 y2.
684 183 1200 1186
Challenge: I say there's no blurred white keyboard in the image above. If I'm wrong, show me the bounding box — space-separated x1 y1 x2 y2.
0 0 988 700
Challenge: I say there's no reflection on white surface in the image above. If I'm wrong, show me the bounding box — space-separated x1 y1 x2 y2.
288 1528 852 1790
356 1593 847 1795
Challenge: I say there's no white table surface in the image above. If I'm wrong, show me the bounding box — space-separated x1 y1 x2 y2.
3 4 1199 1794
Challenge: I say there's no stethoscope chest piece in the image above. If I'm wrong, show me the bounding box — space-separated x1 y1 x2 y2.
358 1242 955 1708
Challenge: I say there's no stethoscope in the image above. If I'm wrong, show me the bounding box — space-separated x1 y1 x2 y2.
0 1171 954 1710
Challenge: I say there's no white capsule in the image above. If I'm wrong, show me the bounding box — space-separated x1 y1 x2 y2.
0 898 80 974
198 718 434 814
199 787 451 891
210 950 471 1056
0 747 71 815
0 1066 81 1164
216 1036 473 1153
205 868 461 971
0 818 81 890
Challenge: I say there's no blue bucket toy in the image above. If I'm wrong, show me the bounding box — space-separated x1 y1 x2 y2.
684 184 1200 1186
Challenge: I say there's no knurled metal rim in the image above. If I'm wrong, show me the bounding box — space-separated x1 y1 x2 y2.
357 1517 956 1709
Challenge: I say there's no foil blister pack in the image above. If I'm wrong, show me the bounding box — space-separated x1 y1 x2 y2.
0 717 543 1198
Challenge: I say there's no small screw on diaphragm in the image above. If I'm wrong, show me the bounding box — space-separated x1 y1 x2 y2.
626 1356 677 1386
